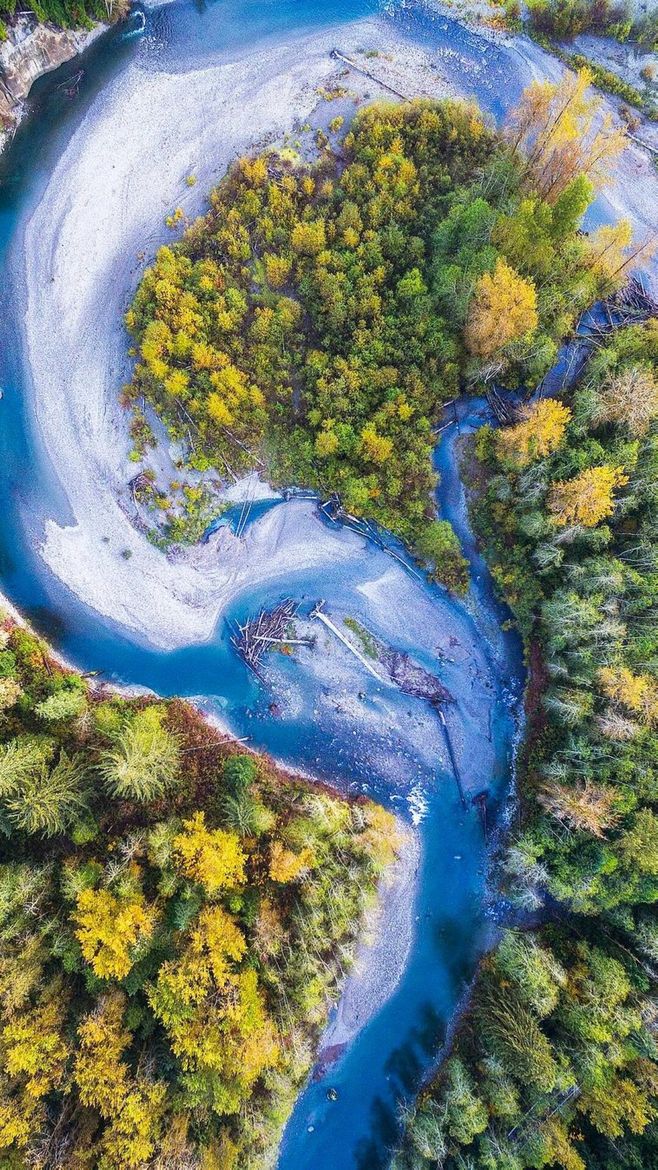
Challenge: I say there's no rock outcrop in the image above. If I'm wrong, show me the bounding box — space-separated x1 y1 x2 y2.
0 15 105 153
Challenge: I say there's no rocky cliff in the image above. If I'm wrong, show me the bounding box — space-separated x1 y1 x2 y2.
0 16 105 153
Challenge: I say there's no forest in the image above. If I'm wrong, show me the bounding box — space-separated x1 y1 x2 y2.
0 0 126 39
124 73 635 583
393 315 658 1167
0 0 129 37
526 0 658 47
0 617 397 1168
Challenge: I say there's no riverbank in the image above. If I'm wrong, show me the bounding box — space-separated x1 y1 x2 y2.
0 14 108 153
316 822 421 1066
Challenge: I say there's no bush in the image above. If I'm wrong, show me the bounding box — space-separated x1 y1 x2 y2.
415 519 469 595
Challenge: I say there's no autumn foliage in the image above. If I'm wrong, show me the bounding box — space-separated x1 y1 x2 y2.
0 619 399 1169
464 257 539 361
548 463 628 527
495 398 571 469
125 90 617 553
506 67 625 204
398 311 658 1169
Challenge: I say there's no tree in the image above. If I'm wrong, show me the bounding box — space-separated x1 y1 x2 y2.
75 992 131 1114
0 678 21 711
148 906 247 1028
99 1077 167 1170
506 69 625 203
464 257 539 360
2 749 89 837
173 812 246 895
290 219 326 255
582 1074 656 1140
100 705 180 803
73 886 156 980
147 907 279 1116
2 990 69 1099
548 464 628 527
269 839 314 883
494 931 566 1017
0 738 47 796
35 687 86 722
414 519 469 594
495 399 571 469
594 363 658 437
539 779 620 837
222 754 258 794
360 426 393 464
479 985 559 1092
441 1057 489 1145
599 665 658 725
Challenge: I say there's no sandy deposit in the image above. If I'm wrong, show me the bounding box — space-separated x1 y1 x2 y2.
17 18 457 651
318 822 421 1055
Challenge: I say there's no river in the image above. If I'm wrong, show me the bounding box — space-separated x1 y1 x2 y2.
0 2 650 1167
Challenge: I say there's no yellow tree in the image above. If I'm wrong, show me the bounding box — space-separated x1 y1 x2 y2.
148 906 279 1116
148 906 247 1030
548 464 628 528
75 991 131 1114
0 1090 44 1151
98 1078 167 1170
73 885 156 980
586 221 656 290
538 780 620 838
599 666 658 726
464 258 538 360
360 426 393 464
173 812 246 896
269 839 315 883
506 69 625 204
495 399 572 469
76 992 166 1168
2 990 69 1100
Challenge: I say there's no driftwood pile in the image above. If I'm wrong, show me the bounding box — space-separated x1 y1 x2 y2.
379 646 452 707
317 495 423 581
608 275 658 324
230 599 313 680
485 385 521 425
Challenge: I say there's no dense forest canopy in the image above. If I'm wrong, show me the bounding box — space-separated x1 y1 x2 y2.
394 317 658 1169
527 0 658 47
0 0 127 38
0 620 396 1169
124 76 635 583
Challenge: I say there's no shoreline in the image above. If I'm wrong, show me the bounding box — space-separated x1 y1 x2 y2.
0 14 108 156
1 12 536 1152
10 7 657 660
316 821 421 1066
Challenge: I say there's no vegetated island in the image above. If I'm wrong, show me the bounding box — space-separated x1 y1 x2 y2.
0 613 398 1167
121 71 642 593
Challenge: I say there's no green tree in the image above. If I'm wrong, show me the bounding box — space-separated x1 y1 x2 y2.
100 705 180 802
